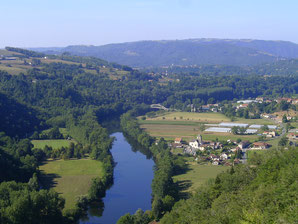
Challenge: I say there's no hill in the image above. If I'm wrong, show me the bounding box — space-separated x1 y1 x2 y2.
31 39 298 67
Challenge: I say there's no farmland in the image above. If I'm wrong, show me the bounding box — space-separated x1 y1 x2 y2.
138 112 273 142
39 158 104 210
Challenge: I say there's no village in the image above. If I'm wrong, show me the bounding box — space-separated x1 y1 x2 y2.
170 134 274 166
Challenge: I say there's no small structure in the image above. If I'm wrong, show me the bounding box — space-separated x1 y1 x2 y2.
174 138 182 144
263 131 276 138
251 142 270 150
189 139 200 149
220 153 228 160
287 133 298 140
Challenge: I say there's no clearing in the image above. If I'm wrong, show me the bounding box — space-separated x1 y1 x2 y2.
32 139 75 149
39 158 104 210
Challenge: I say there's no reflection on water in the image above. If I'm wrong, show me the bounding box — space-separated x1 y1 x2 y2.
80 132 154 224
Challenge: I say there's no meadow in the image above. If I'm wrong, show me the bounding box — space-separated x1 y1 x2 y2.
173 161 229 195
32 139 75 149
246 150 267 160
39 158 104 210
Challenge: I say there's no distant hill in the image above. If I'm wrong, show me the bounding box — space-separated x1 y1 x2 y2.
31 39 298 67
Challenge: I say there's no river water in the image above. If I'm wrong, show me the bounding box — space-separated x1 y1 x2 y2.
80 132 154 224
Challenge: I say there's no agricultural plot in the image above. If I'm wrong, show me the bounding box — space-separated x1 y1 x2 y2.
39 158 104 210
139 112 265 142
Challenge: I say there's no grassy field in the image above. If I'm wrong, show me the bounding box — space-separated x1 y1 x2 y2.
144 112 230 123
173 162 229 195
141 112 275 125
0 65 27 75
246 150 267 160
39 158 104 210
32 139 75 149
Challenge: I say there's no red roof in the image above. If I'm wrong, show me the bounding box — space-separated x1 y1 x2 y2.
253 142 269 146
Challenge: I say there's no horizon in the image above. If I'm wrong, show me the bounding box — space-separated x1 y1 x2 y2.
3 37 298 49
1 0 298 48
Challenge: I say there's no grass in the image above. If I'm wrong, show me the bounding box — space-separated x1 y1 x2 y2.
144 112 230 123
39 158 104 210
173 162 228 195
0 65 26 75
246 150 267 160
32 139 75 149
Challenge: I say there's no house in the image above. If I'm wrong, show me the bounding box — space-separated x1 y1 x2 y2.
174 138 182 144
210 154 220 161
287 133 298 140
220 153 228 160
263 131 276 138
252 142 270 150
189 139 200 149
201 105 210 111
256 97 264 102
239 103 249 108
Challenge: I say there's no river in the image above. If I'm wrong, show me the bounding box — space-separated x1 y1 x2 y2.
80 132 154 224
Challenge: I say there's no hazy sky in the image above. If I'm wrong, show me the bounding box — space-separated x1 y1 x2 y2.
1 0 297 47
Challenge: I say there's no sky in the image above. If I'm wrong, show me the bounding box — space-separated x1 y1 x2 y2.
1 0 298 48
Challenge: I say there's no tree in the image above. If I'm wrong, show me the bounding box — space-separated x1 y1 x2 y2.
282 114 288 123
28 173 39 191
278 136 288 146
231 126 239 135
48 127 63 139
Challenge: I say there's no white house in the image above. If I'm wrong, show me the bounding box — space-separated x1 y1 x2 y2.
189 139 199 149
220 153 228 160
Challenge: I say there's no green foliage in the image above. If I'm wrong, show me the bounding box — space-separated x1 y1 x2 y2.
161 147 298 224
0 181 65 224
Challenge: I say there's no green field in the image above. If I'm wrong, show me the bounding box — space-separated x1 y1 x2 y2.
144 112 230 123
173 162 229 195
246 150 267 160
32 139 75 149
39 158 104 210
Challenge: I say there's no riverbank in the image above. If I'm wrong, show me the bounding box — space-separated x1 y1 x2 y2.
80 132 154 224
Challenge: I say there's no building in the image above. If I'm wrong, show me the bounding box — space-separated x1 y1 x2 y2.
263 131 276 138
287 133 298 140
252 142 270 150
220 153 228 160
174 138 182 144
189 139 200 149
